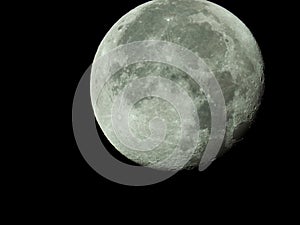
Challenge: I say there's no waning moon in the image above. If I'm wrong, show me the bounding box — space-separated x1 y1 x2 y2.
91 0 264 170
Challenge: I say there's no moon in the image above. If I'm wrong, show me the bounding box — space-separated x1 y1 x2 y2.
91 0 264 170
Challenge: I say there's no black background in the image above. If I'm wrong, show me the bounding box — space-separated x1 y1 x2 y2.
55 0 296 209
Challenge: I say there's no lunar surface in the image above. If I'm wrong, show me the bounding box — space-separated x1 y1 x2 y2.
91 0 264 170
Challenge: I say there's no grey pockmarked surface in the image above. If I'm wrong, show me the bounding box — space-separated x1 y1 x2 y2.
90 0 264 171
91 41 226 171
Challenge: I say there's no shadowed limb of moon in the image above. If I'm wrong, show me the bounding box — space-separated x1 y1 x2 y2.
72 65 177 186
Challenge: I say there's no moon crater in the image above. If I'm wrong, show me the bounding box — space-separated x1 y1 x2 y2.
91 0 264 170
